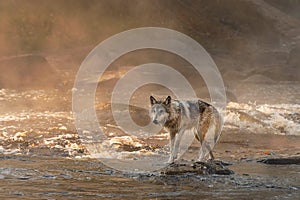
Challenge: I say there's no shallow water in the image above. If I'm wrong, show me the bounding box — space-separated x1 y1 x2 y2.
0 155 299 200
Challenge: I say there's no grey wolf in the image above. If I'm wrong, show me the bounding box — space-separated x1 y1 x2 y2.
149 96 222 163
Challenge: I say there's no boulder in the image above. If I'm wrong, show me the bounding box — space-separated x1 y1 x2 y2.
160 160 234 175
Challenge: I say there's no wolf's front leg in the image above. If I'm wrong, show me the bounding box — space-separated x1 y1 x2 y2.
172 129 184 161
167 132 176 163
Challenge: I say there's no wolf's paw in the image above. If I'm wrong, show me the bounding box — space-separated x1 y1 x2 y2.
167 157 175 164
197 157 205 162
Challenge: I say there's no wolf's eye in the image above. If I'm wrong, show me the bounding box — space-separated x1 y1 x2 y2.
159 110 163 113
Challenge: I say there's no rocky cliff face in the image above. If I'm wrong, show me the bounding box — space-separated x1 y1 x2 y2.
0 0 299 96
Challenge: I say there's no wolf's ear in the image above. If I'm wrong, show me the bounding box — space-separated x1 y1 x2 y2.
164 96 171 106
150 96 157 105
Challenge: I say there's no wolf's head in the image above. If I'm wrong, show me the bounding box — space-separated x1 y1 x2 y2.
149 96 171 126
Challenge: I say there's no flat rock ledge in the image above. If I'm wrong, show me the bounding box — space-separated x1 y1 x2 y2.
160 160 234 176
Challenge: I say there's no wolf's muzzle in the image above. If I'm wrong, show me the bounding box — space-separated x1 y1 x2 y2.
153 119 158 124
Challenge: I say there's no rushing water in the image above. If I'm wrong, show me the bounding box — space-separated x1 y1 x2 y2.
0 86 299 199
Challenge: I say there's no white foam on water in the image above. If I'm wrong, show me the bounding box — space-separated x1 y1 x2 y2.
225 102 300 135
90 135 163 160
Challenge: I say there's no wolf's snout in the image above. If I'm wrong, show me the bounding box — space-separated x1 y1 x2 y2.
153 119 158 124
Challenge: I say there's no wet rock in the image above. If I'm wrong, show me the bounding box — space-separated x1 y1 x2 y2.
160 160 234 175
258 156 300 165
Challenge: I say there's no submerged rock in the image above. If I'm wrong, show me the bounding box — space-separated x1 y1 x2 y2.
160 160 234 176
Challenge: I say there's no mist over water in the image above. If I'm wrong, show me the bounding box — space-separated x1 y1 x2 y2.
0 0 299 93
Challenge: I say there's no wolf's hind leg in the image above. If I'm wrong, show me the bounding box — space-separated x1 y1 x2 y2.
206 143 215 160
198 141 214 161
198 145 206 161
